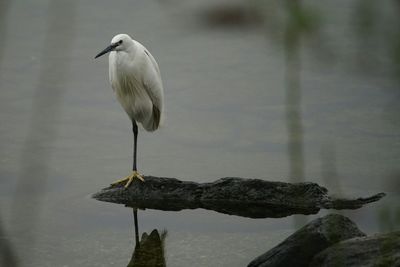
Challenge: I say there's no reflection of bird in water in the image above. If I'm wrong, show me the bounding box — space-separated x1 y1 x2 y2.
128 229 167 267
95 33 164 188
127 209 167 266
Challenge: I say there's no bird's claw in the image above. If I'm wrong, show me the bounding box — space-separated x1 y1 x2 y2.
111 171 144 188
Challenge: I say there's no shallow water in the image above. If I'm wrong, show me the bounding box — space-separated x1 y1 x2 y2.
0 0 399 266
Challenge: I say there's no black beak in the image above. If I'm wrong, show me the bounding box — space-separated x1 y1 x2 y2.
95 43 118 59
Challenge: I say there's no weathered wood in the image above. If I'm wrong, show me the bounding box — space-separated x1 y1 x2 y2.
92 176 385 218
310 231 400 267
248 214 366 267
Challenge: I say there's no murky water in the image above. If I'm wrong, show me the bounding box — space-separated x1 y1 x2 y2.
0 0 399 266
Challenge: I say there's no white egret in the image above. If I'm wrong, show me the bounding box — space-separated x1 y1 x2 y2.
95 34 164 188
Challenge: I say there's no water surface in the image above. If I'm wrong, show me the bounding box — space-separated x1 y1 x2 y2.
0 0 399 266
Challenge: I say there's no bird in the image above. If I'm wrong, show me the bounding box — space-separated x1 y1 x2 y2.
95 34 164 188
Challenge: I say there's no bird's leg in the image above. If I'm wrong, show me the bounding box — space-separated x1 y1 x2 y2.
129 120 144 185
111 120 144 188
133 208 140 246
132 119 138 172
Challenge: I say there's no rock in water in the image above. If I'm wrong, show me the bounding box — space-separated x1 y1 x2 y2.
310 231 400 267
248 214 366 267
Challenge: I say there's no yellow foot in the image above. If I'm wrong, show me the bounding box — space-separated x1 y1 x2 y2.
111 171 144 188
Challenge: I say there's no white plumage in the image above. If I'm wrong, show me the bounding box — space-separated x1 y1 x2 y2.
108 34 164 131
95 33 164 187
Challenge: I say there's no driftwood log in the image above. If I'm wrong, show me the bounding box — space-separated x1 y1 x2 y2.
92 176 385 218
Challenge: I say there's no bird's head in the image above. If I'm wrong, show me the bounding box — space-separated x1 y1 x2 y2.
95 34 133 59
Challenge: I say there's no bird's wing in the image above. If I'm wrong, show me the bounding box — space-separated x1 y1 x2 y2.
141 48 164 128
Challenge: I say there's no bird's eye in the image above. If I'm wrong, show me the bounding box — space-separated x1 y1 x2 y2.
118 40 123 45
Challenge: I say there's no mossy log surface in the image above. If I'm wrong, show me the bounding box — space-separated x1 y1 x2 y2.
92 176 385 218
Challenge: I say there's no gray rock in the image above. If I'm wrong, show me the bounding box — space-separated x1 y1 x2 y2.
92 176 385 218
248 214 366 267
310 231 400 267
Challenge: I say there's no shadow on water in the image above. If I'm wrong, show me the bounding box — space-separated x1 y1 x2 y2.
0 0 10 62
128 209 167 267
320 143 342 197
351 0 400 79
0 1 19 266
200 0 316 227
9 0 77 263
0 220 18 267
258 0 322 228
379 172 400 232
281 0 307 228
